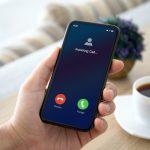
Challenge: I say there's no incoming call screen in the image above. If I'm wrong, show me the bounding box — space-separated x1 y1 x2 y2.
40 21 119 129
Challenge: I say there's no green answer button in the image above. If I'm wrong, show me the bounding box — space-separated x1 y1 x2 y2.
77 98 89 110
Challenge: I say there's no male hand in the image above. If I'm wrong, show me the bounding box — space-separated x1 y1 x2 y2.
5 48 124 150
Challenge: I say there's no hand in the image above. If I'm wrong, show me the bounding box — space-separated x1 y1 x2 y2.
7 48 124 150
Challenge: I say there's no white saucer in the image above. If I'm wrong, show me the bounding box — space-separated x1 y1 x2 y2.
114 95 150 139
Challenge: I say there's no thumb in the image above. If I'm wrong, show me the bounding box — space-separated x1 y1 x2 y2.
21 48 60 92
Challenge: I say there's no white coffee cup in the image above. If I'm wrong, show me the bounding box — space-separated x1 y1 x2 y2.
132 76 150 124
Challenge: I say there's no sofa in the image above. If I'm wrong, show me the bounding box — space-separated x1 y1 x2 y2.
0 0 150 100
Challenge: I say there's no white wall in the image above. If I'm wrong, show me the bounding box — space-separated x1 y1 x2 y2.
0 0 87 47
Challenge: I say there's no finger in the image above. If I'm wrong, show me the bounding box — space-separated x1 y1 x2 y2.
98 101 115 116
109 59 124 75
90 118 107 139
21 48 60 92
76 131 91 147
103 82 117 101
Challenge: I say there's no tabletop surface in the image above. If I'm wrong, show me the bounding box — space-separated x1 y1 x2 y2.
0 25 150 150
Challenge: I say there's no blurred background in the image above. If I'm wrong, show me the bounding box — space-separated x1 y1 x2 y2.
0 0 150 103
0 0 150 149
0 0 84 46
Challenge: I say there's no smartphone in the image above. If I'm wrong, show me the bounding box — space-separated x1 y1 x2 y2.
40 21 120 131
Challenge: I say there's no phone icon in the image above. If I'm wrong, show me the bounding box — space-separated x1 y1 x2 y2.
81 101 85 108
55 94 66 105
77 99 89 110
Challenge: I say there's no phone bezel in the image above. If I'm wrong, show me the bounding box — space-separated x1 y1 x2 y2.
40 20 120 131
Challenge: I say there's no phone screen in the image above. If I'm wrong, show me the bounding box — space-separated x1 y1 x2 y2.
40 21 119 130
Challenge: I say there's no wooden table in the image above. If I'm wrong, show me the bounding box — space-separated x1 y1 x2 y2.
0 26 150 150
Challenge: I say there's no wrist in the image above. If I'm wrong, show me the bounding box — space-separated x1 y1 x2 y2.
0 121 27 150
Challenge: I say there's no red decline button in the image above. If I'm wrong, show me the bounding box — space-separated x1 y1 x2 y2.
55 94 66 105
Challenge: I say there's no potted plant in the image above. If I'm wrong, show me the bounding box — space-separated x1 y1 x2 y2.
97 17 144 79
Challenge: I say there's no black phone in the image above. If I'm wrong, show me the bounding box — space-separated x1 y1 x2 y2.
40 21 120 131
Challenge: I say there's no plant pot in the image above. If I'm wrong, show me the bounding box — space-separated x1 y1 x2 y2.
109 60 135 79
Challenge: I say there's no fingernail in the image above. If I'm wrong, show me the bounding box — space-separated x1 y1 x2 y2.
106 105 110 113
108 89 114 99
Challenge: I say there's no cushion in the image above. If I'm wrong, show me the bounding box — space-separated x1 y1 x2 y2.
40 0 148 29
0 22 64 66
